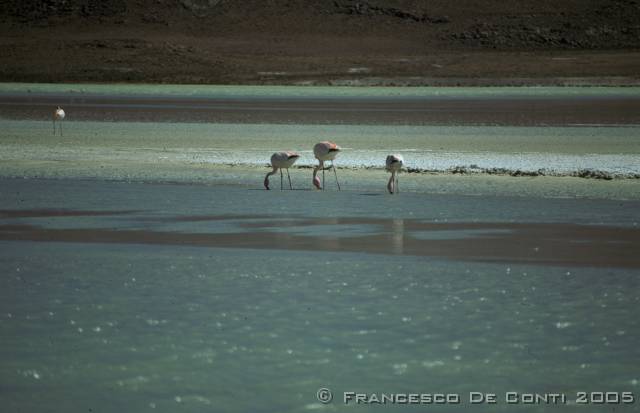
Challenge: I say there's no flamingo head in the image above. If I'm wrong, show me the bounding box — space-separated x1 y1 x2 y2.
313 175 321 190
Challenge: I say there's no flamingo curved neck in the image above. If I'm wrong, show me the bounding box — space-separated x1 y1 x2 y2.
312 160 324 189
264 167 278 189
312 160 324 177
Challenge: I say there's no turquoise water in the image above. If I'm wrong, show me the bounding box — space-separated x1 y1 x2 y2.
2 241 638 413
1 177 639 413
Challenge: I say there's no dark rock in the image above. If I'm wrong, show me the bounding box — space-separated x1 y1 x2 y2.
180 0 221 17
572 169 614 180
333 1 448 24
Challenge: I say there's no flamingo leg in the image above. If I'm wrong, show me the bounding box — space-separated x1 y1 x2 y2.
287 168 293 190
396 175 399 193
322 167 325 191
388 172 396 194
60 120 63 137
53 119 56 135
280 168 283 190
332 161 341 191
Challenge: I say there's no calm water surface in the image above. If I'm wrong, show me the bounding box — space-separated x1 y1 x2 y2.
1 179 639 412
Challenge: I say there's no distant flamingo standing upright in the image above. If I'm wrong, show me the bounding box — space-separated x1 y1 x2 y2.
312 141 341 190
385 154 404 194
53 106 65 136
264 151 300 190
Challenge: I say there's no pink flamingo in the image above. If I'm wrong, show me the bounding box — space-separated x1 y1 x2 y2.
53 106 65 136
264 151 300 190
386 154 404 194
312 141 341 190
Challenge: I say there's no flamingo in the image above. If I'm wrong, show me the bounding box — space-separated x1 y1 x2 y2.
53 106 65 136
385 154 404 194
312 141 341 190
264 151 300 190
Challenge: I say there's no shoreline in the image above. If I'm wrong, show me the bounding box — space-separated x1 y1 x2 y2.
7 159 636 180
3 77 640 88
2 164 640 201
3 81 640 96
281 76 640 88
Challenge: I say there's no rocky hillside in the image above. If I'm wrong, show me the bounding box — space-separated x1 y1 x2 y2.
1 0 639 84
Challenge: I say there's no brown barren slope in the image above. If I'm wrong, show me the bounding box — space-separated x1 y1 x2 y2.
0 0 639 84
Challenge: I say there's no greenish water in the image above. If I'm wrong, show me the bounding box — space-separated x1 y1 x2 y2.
2 83 640 183
1 120 639 179
2 242 638 413
3 82 640 98
0 179 639 412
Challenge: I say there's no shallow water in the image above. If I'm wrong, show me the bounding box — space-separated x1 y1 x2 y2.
1 84 640 179
0 179 639 413
4 82 640 98
1 120 639 178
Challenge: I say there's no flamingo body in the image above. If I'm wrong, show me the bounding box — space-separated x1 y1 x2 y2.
264 151 299 190
271 151 299 169
313 141 340 161
386 154 404 194
55 107 65 121
312 141 341 190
